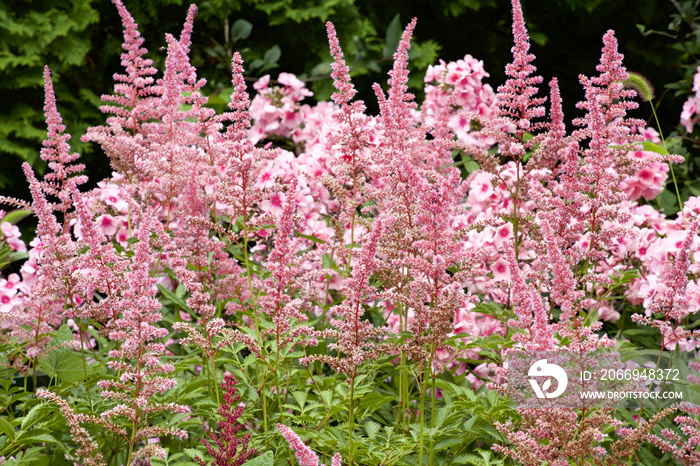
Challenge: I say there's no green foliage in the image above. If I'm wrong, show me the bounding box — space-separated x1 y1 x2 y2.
0 0 99 182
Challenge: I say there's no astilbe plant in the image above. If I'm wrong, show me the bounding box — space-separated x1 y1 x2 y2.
195 374 255 466
4 0 700 464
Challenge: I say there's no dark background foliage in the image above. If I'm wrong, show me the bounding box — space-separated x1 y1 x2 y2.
2 0 697 210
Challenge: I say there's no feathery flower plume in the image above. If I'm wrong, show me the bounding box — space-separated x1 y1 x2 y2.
225 52 252 142
496 0 546 137
373 18 418 156
302 217 388 374
36 390 119 466
82 0 160 176
195 374 255 466
100 0 159 129
39 66 87 214
326 22 357 106
12 164 73 360
277 424 320 466
97 212 190 456
504 244 556 351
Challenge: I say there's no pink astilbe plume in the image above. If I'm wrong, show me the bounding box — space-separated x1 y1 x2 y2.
98 0 159 132
384 18 418 134
324 21 376 270
277 424 342 466
567 31 682 283
372 18 418 163
68 185 130 324
496 0 546 138
37 389 125 466
38 66 87 214
97 212 190 446
277 424 319 466
81 0 160 177
532 78 567 174
326 22 357 107
503 244 556 351
302 217 388 374
632 220 700 350
195 374 255 466
494 407 622 465
254 177 317 349
8 164 76 361
225 52 252 142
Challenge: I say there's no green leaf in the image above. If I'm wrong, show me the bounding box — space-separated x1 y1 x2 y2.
158 284 193 313
382 14 402 58
363 420 380 440
230 19 253 42
641 141 668 155
14 432 57 445
0 417 15 442
38 350 85 383
292 391 307 409
53 324 73 346
263 45 281 66
242 451 274 466
295 230 326 244
1 210 30 225
20 404 50 430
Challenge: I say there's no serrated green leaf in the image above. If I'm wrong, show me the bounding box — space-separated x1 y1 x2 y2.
38 350 85 383
292 391 307 409
364 420 380 440
242 451 274 466
20 403 50 430
0 417 15 442
14 432 57 445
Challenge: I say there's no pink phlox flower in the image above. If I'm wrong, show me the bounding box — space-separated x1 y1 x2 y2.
260 191 286 215
0 221 26 252
681 65 700 133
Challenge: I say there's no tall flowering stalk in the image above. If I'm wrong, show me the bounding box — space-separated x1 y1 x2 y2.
4 64 88 381
195 374 255 466
96 211 189 464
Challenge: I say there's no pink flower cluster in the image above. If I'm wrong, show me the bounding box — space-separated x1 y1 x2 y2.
277 424 342 466
681 65 700 133
423 54 496 147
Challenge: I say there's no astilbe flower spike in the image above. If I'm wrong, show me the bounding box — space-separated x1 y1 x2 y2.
277 424 342 466
36 390 118 466
326 22 357 106
39 65 87 215
497 0 546 136
372 18 418 165
99 0 159 131
96 211 190 455
301 217 388 374
277 424 319 466
10 164 74 360
503 243 556 351
225 52 252 142
195 374 255 466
